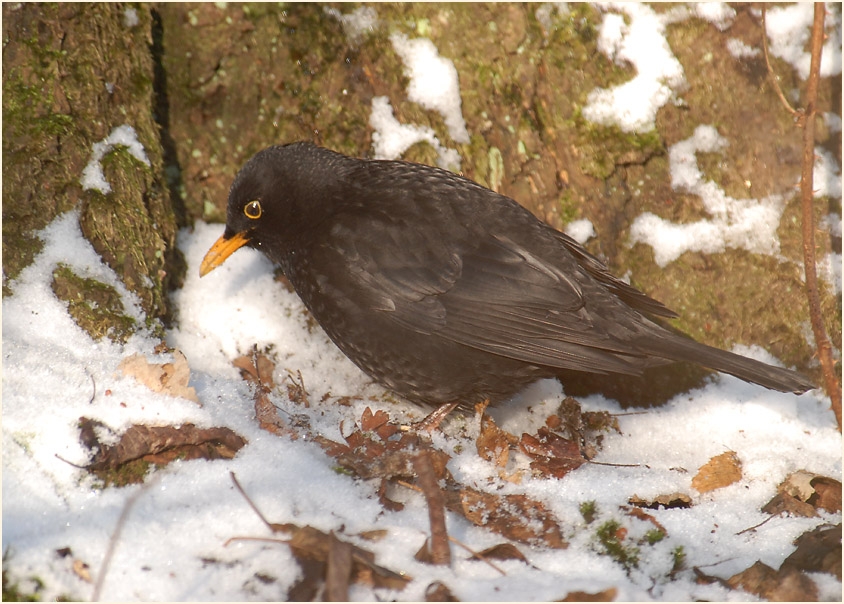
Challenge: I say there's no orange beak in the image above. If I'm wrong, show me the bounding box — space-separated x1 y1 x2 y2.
199 231 251 277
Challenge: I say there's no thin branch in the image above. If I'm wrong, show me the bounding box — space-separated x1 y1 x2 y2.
799 3 841 430
761 5 802 120
412 451 451 565
92 477 158 601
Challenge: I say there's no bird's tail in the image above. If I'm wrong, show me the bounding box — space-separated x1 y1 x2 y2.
642 333 814 394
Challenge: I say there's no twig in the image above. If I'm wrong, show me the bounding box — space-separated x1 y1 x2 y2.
230 471 276 532
735 513 776 536
798 4 841 431
92 476 158 601
761 5 802 120
447 536 506 576
412 451 451 565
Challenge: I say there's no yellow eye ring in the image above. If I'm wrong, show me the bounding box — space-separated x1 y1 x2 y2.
244 200 262 219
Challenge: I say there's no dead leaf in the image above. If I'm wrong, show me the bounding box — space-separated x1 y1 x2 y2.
445 486 567 549
761 492 818 518
727 560 818 601
621 506 667 534
325 531 352 602
234 352 298 437
781 523 842 580
279 524 411 591
519 427 585 479
425 580 459 601
468 543 528 564
476 413 516 468
628 493 692 510
356 529 388 542
779 470 818 501
79 418 246 485
119 350 200 404
809 476 842 513
72 559 92 583
559 587 618 602
691 451 742 493
766 472 841 516
285 369 310 407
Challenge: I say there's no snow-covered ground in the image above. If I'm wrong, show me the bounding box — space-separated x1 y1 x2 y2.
4 3 841 601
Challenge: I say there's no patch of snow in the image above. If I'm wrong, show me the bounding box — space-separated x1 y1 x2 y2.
80 125 150 194
564 218 595 244
390 32 470 144
765 3 842 80
582 3 686 133
369 96 461 170
630 125 785 266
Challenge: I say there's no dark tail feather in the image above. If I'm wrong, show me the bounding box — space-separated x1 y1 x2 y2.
645 334 815 394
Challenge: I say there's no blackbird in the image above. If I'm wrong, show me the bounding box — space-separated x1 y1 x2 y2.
200 142 813 407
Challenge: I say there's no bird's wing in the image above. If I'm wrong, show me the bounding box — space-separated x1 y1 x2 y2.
311 208 661 375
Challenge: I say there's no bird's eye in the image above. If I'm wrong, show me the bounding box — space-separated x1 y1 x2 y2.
244 200 262 219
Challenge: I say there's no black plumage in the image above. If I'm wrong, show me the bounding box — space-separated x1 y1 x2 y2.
200 142 813 407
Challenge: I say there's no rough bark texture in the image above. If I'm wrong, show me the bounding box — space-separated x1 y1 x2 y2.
3 3 841 402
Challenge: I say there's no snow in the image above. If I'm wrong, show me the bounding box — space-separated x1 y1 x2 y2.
691 2 736 32
369 96 461 170
4 213 840 601
629 125 787 267
534 3 570 35
80 125 150 194
564 219 595 244
582 3 686 133
324 5 378 44
123 7 139 29
765 2 842 80
389 32 470 145
4 4 842 603
726 37 761 60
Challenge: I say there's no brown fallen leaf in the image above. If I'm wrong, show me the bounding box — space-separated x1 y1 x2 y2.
781 523 842 580
118 350 200 404
72 558 92 583
79 417 246 485
425 580 459 601
476 412 516 468
727 560 818 601
761 492 818 518
809 476 842 514
444 486 567 549
621 506 667 534
628 493 692 510
468 543 528 564
763 471 842 518
325 531 353 602
559 587 618 602
279 524 411 591
691 451 742 493
234 351 298 437
519 427 585 479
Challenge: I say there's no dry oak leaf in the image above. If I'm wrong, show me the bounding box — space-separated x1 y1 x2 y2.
476 412 517 468
727 560 818 601
691 451 742 493
119 350 200 404
628 493 692 510
777 470 842 514
781 523 842 580
444 486 567 549
559 587 618 602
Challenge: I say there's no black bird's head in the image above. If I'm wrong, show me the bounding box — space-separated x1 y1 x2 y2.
199 142 346 277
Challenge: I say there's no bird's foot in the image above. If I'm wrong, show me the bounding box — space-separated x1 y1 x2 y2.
403 401 460 433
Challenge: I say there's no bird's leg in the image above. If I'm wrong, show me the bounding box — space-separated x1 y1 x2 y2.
405 401 460 433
